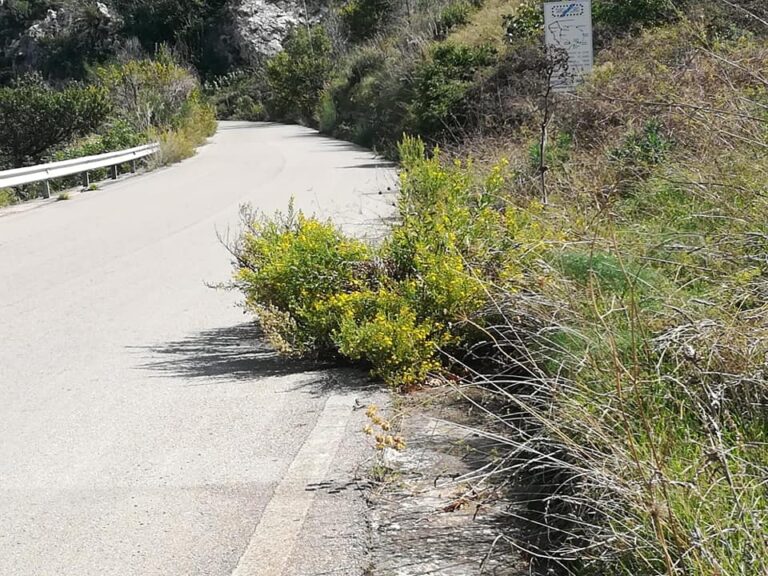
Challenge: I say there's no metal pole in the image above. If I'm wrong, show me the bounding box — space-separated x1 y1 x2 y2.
111 164 119 180
82 171 90 189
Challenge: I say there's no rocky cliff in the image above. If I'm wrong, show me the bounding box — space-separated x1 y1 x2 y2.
230 0 326 63
0 0 328 81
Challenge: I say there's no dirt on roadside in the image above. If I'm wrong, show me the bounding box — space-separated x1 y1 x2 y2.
365 388 527 576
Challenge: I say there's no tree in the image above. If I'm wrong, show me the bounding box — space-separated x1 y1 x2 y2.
266 27 333 124
0 75 110 167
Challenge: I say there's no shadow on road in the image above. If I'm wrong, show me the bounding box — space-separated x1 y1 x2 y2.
134 322 379 395
135 322 322 381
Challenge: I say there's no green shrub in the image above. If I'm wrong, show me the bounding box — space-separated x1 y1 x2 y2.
114 0 231 76
411 43 495 137
232 137 551 387
316 89 338 134
152 91 216 165
205 70 268 121
266 27 334 124
0 74 110 167
609 119 674 190
37 0 122 80
527 131 572 172
504 0 544 40
93 48 199 132
0 188 17 208
332 289 443 385
594 0 676 31
234 204 371 353
435 1 475 39
340 0 395 43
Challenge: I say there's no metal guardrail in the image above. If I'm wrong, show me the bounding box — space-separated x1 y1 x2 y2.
0 143 160 197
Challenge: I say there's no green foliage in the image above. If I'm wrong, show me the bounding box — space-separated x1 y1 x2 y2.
204 70 268 120
610 119 673 166
0 188 17 208
557 250 664 297
504 0 544 40
593 0 676 31
93 48 200 131
234 204 371 353
340 0 395 43
152 90 217 165
36 1 123 80
316 89 338 133
528 131 572 171
233 136 550 386
437 1 475 36
0 74 110 167
113 0 231 75
48 119 145 189
332 289 443 385
438 1 476 33
411 43 495 137
266 27 334 124
53 120 145 162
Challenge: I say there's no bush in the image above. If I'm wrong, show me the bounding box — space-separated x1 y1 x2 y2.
114 0 231 75
0 74 110 167
437 1 474 36
594 0 676 31
232 137 551 386
93 48 199 132
340 0 396 43
410 43 495 138
37 1 123 80
504 0 544 40
204 70 268 121
234 203 371 353
0 188 17 208
316 89 338 133
266 27 334 124
152 91 216 165
332 289 444 385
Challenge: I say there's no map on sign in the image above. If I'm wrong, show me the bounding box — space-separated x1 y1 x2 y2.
544 1 593 92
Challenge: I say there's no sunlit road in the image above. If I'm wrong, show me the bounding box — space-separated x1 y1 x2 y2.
0 122 397 575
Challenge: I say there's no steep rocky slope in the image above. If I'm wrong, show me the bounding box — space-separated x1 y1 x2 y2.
0 0 325 80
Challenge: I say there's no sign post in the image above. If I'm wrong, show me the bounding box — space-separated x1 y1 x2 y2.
544 1 593 92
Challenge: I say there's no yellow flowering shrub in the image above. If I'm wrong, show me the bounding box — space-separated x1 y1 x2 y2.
233 138 553 387
235 204 370 353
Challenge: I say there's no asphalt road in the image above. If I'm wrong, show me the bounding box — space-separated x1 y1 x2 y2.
0 122 397 575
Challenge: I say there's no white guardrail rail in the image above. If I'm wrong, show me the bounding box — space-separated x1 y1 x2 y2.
0 143 159 197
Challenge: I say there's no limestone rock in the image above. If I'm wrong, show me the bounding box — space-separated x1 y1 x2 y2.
230 0 326 63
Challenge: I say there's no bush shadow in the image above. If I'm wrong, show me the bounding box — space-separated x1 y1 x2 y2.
134 322 379 395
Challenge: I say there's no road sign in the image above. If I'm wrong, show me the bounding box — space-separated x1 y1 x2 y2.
544 1 593 92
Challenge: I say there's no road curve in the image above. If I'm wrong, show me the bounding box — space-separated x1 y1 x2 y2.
0 122 397 575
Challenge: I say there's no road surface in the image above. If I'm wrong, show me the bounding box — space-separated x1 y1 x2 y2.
0 122 397 575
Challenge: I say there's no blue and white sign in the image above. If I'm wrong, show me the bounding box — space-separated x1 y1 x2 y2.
544 1 593 92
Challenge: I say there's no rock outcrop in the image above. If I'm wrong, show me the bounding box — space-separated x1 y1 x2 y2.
230 0 326 63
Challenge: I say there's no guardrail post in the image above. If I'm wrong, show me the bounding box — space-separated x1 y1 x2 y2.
0 143 158 191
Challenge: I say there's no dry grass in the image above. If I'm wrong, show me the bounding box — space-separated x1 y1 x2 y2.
448 0 522 48
429 17 768 576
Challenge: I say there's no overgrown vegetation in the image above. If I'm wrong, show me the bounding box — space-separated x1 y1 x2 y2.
0 49 215 202
231 1 768 574
0 74 110 168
